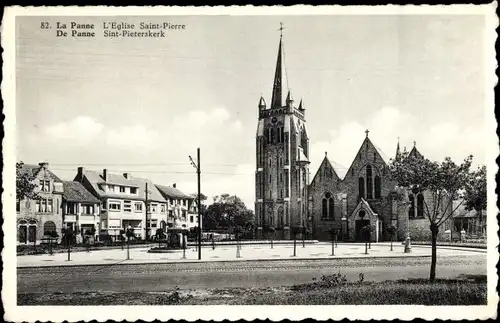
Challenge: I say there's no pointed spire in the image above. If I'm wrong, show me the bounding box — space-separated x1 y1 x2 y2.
396 136 401 158
258 96 266 109
286 90 293 107
298 98 304 110
270 24 288 109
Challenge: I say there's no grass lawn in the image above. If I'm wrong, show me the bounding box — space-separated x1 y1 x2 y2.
18 274 487 305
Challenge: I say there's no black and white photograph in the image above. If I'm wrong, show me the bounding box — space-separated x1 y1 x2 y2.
2 4 498 321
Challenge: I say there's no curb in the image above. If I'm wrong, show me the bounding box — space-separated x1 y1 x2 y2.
17 254 434 270
411 244 487 253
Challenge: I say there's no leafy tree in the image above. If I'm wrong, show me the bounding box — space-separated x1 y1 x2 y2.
389 151 473 281
16 162 39 201
205 194 254 234
463 165 487 236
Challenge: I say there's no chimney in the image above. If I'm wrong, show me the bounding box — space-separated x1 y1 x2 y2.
173 183 176 188
38 162 49 169
103 169 108 181
123 173 131 179
77 167 85 181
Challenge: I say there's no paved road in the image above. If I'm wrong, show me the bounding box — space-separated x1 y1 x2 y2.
18 255 486 293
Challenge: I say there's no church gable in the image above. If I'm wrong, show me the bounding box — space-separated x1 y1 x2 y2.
344 136 389 180
310 155 340 186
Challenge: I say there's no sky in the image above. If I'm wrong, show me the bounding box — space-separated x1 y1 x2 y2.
16 14 490 210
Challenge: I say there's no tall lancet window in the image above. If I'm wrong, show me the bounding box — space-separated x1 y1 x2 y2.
366 165 373 199
265 128 270 144
374 175 381 199
322 198 328 219
271 128 276 144
358 177 365 199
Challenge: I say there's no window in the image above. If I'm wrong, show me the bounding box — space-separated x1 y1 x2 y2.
366 165 373 199
374 175 381 199
358 177 365 199
285 171 289 197
39 180 50 192
151 219 158 228
124 200 132 212
322 198 328 219
322 192 334 220
109 201 121 211
151 203 158 213
120 186 125 193
271 128 275 144
82 204 94 214
269 174 272 183
168 210 173 218
408 195 415 219
41 199 47 212
108 185 115 192
135 202 142 212
47 199 53 213
161 204 166 213
417 194 424 218
280 173 283 183
130 187 137 194
182 210 187 220
265 128 270 144
43 221 56 235
280 189 283 199
16 199 20 212
190 215 194 223
268 158 271 167
36 200 41 212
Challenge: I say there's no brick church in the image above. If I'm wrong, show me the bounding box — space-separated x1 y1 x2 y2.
255 29 448 242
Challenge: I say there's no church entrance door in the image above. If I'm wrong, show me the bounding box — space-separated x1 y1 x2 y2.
355 220 370 242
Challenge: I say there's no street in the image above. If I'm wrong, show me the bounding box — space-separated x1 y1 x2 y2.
18 254 486 294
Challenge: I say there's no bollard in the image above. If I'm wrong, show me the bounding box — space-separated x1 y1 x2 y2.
236 242 241 258
126 238 130 260
293 236 297 257
67 244 71 261
331 235 335 256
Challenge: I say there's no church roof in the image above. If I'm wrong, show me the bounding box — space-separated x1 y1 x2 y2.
408 144 423 159
310 153 343 183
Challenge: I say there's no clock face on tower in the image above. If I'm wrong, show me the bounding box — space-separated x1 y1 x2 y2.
271 117 277 123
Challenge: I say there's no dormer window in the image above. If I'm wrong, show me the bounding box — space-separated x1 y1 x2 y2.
120 186 125 193
130 187 137 194
108 185 115 192
40 180 50 192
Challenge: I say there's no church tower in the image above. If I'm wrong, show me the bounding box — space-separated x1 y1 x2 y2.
255 24 310 240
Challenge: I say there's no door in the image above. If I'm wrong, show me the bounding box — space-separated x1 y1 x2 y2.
28 225 37 243
355 220 370 242
18 225 27 243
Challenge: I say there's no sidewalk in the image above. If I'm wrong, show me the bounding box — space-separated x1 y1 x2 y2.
16 242 486 268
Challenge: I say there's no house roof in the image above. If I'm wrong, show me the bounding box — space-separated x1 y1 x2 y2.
155 184 192 199
20 164 62 182
62 181 100 203
77 170 166 202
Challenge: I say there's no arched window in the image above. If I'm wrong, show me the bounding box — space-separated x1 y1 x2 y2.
366 165 373 199
417 194 424 218
322 198 328 219
281 128 285 144
285 204 289 225
270 128 275 144
265 128 270 144
358 177 365 199
277 127 281 143
43 221 56 235
408 194 415 219
374 175 381 199
328 197 335 220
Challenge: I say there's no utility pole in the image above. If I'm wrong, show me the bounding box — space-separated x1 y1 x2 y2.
145 182 150 240
190 148 202 260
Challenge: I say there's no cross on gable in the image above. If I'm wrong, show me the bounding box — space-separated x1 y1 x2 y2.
365 129 369 137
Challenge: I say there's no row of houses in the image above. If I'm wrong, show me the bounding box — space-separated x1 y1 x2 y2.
17 162 200 245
